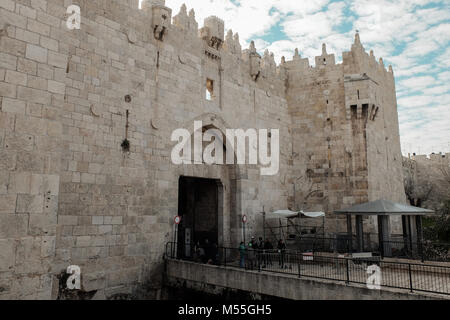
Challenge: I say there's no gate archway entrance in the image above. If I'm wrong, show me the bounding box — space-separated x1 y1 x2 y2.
172 113 247 258
177 176 221 260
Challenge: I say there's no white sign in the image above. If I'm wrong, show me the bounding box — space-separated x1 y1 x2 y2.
66 5 81 30
66 265 81 290
367 265 382 290
303 253 313 261
242 215 247 223
174 216 181 225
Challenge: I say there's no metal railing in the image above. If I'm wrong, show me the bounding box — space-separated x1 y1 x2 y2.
281 236 450 262
165 242 450 296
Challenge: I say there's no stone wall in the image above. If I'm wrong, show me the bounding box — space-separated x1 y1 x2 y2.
404 153 450 209
0 0 404 299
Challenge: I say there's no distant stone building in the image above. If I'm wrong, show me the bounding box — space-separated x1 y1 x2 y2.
0 0 405 299
403 153 450 208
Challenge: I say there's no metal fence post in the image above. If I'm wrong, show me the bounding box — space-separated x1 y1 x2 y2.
258 251 261 272
409 264 413 293
298 254 301 278
224 247 227 268
346 258 350 284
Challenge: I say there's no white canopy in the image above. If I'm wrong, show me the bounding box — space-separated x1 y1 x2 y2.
302 211 326 218
265 210 325 220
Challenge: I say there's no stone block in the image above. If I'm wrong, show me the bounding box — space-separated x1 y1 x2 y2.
0 52 17 70
17 57 37 75
16 194 44 213
47 51 67 69
29 213 57 236
0 214 28 237
0 82 16 98
16 116 48 137
15 28 40 45
25 44 48 63
1 98 26 114
4 132 34 150
27 19 50 36
0 0 15 11
40 36 58 52
0 37 26 57
0 194 16 214
17 86 51 104
92 216 104 225
59 215 78 226
47 80 65 94
5 70 27 86
0 239 15 271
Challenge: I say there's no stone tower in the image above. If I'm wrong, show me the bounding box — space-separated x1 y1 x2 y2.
285 34 405 235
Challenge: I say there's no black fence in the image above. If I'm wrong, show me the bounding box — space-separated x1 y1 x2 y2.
165 242 450 296
282 236 449 262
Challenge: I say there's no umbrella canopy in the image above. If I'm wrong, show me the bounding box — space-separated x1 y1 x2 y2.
302 211 326 218
266 210 299 219
334 199 434 216
265 210 325 219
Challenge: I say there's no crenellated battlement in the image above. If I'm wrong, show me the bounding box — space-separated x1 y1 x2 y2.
343 33 394 82
172 4 198 36
137 2 397 94
223 30 242 55
102 1 396 88
410 153 450 163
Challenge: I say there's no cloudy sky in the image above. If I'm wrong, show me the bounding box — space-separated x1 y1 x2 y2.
142 0 449 156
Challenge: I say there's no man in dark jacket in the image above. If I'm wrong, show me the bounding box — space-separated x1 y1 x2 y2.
277 239 286 268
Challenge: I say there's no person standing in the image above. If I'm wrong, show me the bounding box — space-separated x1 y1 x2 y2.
257 237 264 268
239 242 246 268
277 239 286 269
247 237 256 270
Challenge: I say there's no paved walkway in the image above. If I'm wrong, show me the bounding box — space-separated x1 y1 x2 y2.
224 253 450 295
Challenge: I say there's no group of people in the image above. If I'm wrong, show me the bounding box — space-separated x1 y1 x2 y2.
191 236 288 269
193 239 218 265
239 237 287 269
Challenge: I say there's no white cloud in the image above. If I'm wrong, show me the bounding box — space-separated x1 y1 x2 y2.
399 76 436 91
422 85 449 95
393 64 431 77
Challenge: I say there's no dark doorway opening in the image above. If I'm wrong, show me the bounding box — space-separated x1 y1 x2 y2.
177 176 219 260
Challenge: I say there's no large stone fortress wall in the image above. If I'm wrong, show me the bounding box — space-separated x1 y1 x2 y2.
0 0 404 299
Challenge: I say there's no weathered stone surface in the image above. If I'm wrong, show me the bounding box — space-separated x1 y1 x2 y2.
0 214 28 237
0 195 17 214
0 239 15 272
0 0 407 300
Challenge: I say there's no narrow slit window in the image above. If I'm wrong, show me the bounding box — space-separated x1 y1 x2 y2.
351 105 357 119
206 78 214 101
362 104 369 119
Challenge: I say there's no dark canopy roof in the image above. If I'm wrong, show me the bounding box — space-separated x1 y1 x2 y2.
334 199 434 216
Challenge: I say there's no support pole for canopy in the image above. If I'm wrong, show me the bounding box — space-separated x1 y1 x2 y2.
402 216 411 253
347 214 353 254
356 215 363 252
416 215 424 261
262 207 266 243
407 216 413 252
378 215 391 257
279 218 282 241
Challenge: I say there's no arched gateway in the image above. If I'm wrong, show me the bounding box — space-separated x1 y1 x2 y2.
171 113 246 257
